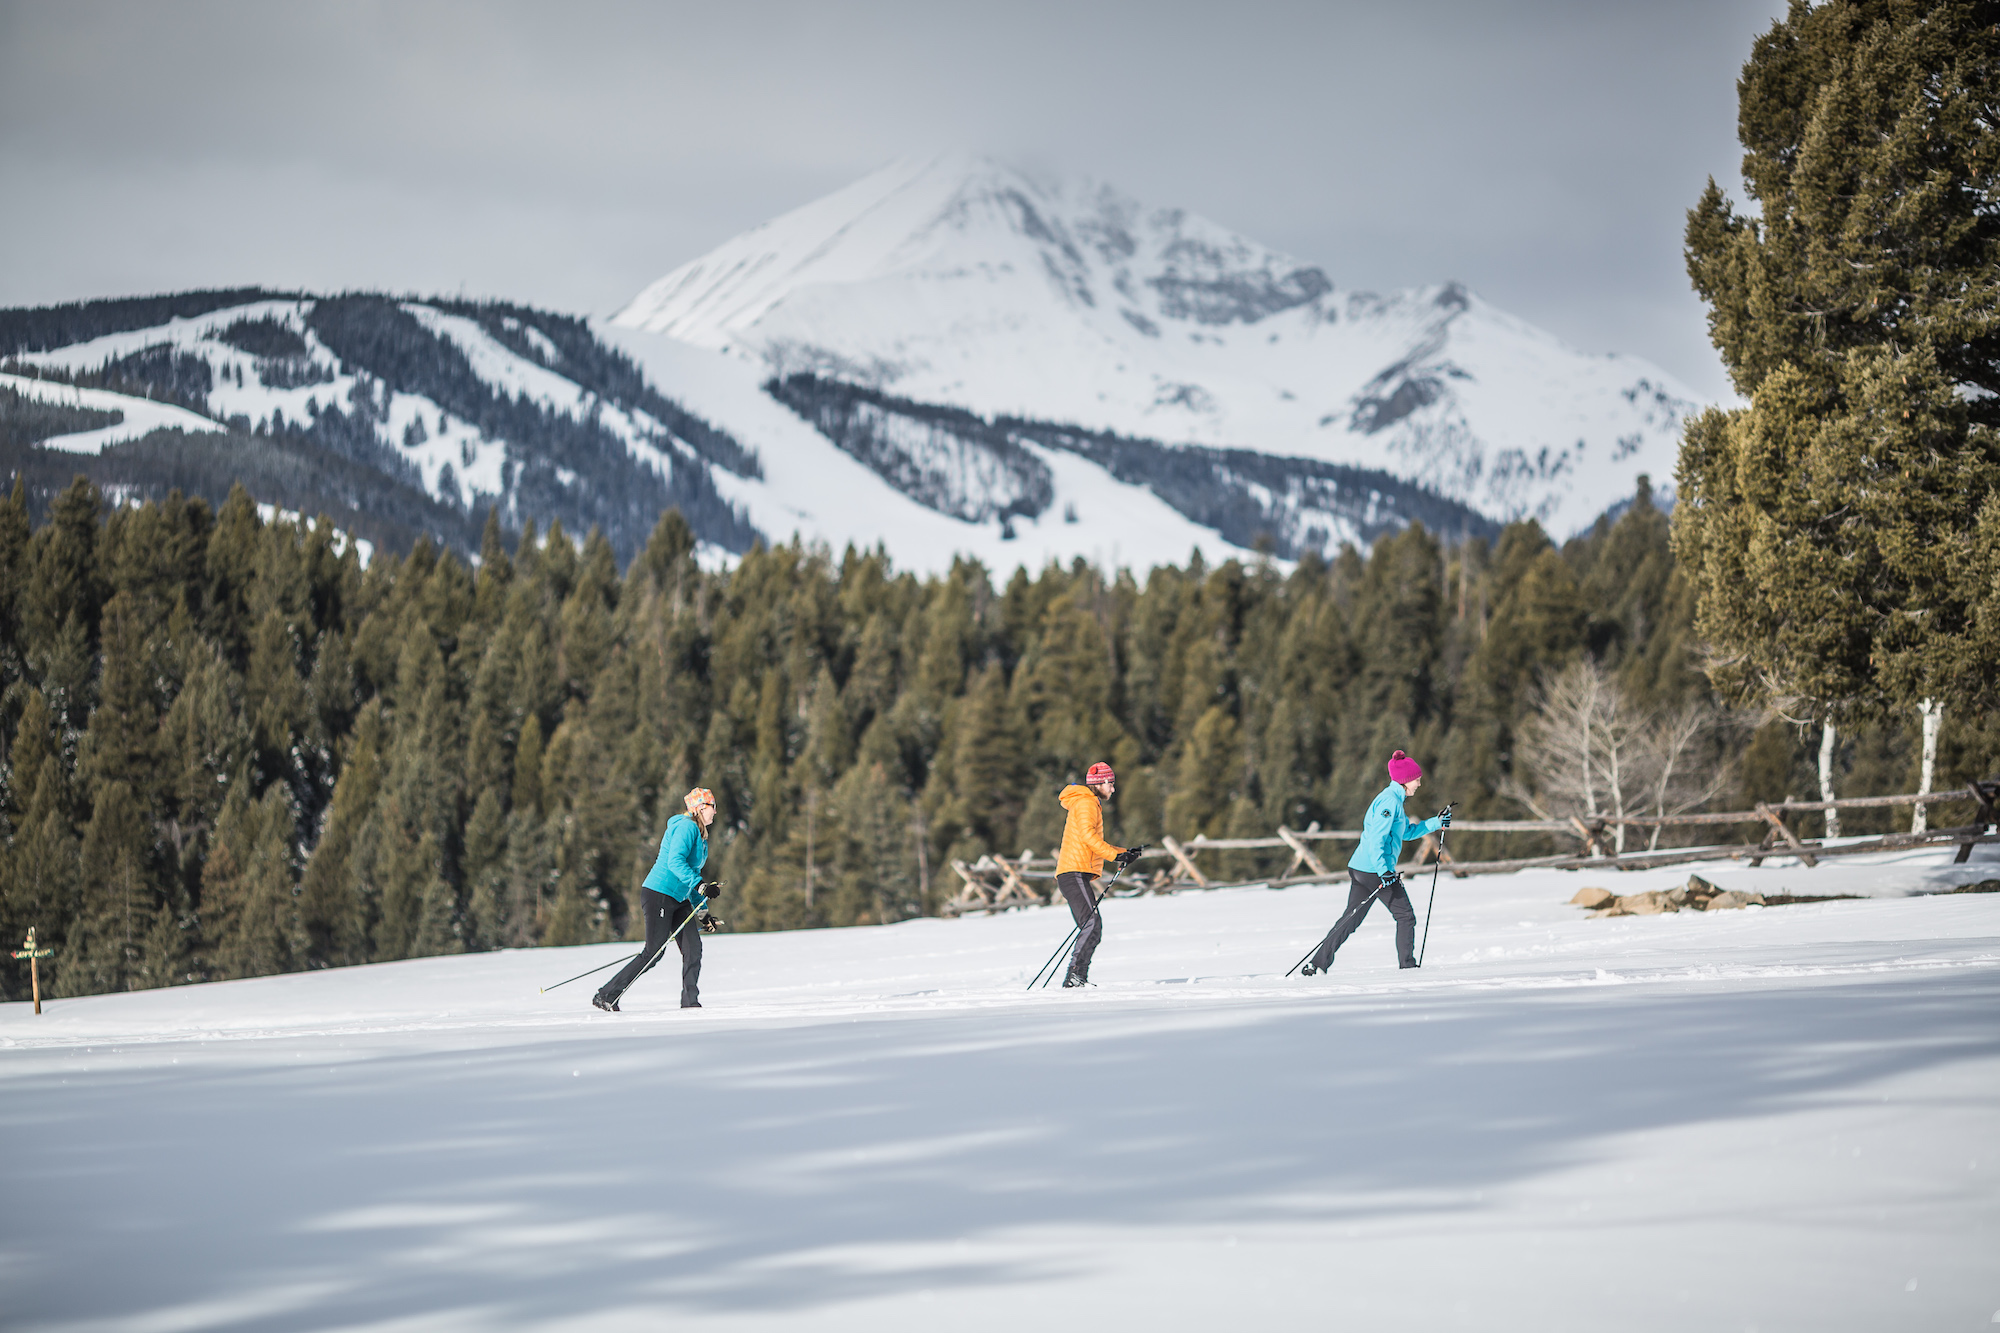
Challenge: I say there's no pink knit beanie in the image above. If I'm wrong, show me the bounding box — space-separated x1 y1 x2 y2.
1386 750 1423 784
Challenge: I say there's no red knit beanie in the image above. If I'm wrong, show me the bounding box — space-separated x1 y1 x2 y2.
1386 750 1423 784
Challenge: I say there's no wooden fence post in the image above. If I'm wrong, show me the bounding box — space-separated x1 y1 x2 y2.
991 851 1041 909
1275 825 1328 877
945 859 990 915
1957 779 2000 864
1159 835 1210 888
1568 816 1608 859
1754 802 1818 868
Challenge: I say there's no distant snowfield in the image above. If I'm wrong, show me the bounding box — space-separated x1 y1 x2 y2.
0 371 225 453
598 323 1246 574
5 847 1997 1331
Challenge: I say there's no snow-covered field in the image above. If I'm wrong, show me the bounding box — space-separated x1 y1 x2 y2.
4 848 1996 1331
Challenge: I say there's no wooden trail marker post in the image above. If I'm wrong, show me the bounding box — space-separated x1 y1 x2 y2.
12 927 53 1014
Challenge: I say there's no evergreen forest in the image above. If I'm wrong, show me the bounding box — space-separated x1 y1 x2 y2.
2 471 1993 1001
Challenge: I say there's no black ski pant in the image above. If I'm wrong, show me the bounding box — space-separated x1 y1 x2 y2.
1309 868 1417 971
1057 871 1102 980
599 889 702 1007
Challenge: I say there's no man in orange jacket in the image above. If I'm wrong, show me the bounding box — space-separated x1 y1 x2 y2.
1054 761 1137 988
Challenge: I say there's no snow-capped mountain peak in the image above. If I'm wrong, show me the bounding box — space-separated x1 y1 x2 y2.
617 151 1336 363
614 153 1708 537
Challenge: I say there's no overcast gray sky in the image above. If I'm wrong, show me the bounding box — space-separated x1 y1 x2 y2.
0 0 1785 402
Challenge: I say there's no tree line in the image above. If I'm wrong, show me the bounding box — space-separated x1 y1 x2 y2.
1 470 1989 1000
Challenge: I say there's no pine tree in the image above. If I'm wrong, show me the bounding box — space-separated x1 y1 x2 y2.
1679 0 2000 719
461 786 509 949
1166 703 1242 843
203 485 262 669
70 780 158 993
943 664 1028 858
26 478 107 732
558 529 617 690
0 690 81 998
80 591 163 802
0 474 31 692
511 713 545 818
297 699 385 966
214 782 304 979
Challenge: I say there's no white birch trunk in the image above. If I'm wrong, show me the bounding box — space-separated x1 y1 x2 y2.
1818 722 1840 840
1913 700 1942 835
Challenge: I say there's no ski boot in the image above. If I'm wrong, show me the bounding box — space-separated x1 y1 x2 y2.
1061 966 1090 988
591 990 621 1013
1299 962 1321 976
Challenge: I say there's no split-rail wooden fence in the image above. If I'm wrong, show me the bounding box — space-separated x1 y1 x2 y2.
939 780 2000 916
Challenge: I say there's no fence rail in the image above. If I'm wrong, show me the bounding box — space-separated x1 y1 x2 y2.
938 781 1999 916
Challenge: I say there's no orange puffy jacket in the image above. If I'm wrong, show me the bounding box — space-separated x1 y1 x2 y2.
1056 784 1125 876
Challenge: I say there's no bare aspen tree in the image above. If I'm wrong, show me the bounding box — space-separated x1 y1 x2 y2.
1640 704 1730 851
1913 700 1943 835
1818 722 1840 839
1508 661 1606 827
1510 661 1729 853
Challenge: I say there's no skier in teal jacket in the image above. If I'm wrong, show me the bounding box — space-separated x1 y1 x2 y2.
1302 751 1450 974
595 787 717 1012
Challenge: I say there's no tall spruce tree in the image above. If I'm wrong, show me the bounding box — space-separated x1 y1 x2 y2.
1678 0 2000 718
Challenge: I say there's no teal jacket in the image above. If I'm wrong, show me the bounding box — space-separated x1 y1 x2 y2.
1347 782 1443 877
642 814 709 902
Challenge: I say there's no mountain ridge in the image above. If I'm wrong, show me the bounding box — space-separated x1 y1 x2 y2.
3 287 1502 574
614 152 1706 536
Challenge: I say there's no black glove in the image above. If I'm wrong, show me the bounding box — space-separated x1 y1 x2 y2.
1379 871 1404 893
1437 805 1454 829
1115 844 1147 870
697 911 723 935
699 880 724 900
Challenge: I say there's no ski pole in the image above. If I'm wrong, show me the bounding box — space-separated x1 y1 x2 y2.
1029 884 1104 991
1416 826 1447 967
1027 927 1078 991
544 888 710 994
1026 860 1127 990
1037 854 1144 990
541 951 638 994
1285 880 1386 977
632 892 710 984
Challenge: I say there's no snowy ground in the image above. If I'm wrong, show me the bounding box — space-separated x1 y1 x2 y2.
4 848 1997 1331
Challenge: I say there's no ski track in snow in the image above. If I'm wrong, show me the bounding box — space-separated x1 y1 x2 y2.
3 847 1997 1331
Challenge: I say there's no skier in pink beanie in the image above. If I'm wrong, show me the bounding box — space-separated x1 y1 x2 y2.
1300 751 1450 973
